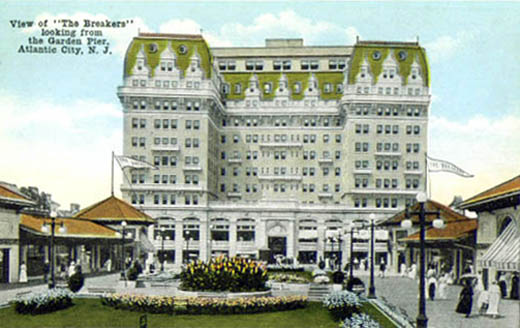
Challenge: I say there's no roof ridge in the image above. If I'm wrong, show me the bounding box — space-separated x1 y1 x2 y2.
462 174 520 205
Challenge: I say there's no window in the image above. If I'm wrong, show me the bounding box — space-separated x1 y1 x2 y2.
139 137 146 147
293 82 301 93
234 83 242 94
324 83 332 93
233 135 239 143
323 134 329 143
185 120 192 129
335 151 341 160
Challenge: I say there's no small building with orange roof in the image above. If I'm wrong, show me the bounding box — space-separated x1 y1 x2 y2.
0 182 35 283
73 195 155 271
459 174 520 288
383 199 478 280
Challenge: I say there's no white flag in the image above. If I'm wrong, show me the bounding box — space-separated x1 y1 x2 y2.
115 155 157 169
427 156 473 178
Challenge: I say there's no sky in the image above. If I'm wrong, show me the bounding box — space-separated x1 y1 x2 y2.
1 1 519 210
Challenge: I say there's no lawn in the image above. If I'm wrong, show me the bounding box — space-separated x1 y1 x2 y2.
0 299 337 328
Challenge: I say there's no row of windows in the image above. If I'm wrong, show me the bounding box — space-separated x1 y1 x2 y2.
353 197 418 208
220 150 341 161
133 79 202 90
133 137 200 149
218 59 346 72
223 80 343 95
220 183 342 193
131 99 201 111
152 194 199 205
353 142 421 153
353 106 423 117
356 86 423 97
222 117 342 128
131 193 200 206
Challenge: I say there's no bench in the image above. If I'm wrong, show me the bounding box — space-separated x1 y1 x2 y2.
87 287 117 294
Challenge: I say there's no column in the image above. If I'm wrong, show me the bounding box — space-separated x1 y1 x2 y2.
317 223 326 263
199 220 208 261
175 221 183 266
229 220 237 257
286 220 295 259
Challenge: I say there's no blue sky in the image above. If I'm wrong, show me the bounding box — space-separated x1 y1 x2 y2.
1 1 519 209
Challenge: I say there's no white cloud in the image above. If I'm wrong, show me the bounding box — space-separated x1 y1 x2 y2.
24 12 152 57
218 10 359 46
159 18 233 47
158 10 359 47
424 31 475 63
429 113 520 204
0 92 123 209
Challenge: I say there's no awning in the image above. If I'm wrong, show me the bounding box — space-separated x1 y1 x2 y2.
479 223 519 271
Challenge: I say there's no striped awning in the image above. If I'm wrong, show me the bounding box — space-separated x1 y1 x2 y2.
479 223 519 271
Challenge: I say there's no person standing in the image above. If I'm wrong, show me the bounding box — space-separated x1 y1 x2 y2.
487 280 501 319
68 261 76 277
43 260 50 283
476 287 489 315
379 260 386 278
19 261 28 283
510 273 519 300
427 273 437 300
408 263 417 280
498 273 508 298
400 263 407 278
438 273 448 300
455 279 474 318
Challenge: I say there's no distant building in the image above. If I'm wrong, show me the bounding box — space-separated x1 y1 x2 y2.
117 33 431 269
0 182 35 283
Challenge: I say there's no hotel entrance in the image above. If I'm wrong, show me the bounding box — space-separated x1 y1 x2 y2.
0 249 10 283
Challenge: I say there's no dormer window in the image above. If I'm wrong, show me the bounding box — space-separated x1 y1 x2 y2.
234 83 242 94
264 82 272 94
310 60 319 70
137 60 143 70
324 83 332 93
283 60 291 70
293 82 301 93
160 62 166 71
222 83 230 94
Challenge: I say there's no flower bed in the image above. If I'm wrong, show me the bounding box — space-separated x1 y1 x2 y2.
341 313 381 328
269 273 309 284
180 256 267 292
13 289 73 315
101 294 307 315
323 290 362 321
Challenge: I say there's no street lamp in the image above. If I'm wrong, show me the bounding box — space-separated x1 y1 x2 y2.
347 223 355 280
121 220 127 281
367 213 376 299
42 212 66 289
158 227 170 271
401 192 443 328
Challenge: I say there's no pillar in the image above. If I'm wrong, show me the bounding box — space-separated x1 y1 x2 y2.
317 223 326 262
286 220 295 259
229 220 237 257
175 220 183 266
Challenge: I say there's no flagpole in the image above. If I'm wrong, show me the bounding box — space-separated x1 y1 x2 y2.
111 151 114 196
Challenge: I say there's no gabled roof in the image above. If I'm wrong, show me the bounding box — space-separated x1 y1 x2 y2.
0 183 36 207
459 174 520 209
400 219 478 242
73 195 153 224
382 199 468 226
20 214 120 239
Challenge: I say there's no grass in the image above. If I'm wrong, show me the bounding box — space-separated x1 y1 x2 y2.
0 299 337 328
361 302 398 328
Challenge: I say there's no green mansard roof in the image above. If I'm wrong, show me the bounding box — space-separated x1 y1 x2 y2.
347 41 430 87
124 33 213 78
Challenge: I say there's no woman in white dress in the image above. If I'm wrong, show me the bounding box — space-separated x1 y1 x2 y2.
19 261 28 283
400 263 407 277
408 263 417 280
438 273 448 300
486 280 501 318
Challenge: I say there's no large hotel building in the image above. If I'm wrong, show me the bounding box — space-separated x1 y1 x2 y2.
117 33 430 271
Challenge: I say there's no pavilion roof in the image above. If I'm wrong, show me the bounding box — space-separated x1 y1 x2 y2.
73 195 153 224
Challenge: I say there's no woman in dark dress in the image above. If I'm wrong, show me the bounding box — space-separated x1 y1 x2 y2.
510 273 519 300
456 279 474 318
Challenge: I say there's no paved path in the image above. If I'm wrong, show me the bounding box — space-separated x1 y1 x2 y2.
359 274 520 328
2 271 518 328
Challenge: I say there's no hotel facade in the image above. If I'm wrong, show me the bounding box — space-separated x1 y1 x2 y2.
117 33 431 271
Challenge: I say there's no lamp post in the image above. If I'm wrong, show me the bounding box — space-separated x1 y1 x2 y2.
42 212 66 289
348 224 355 280
367 213 376 299
160 227 166 272
121 220 127 282
401 192 443 328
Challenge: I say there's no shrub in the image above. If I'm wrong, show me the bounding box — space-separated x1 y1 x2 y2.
101 294 307 315
68 272 85 293
14 289 73 315
323 290 362 321
341 313 381 328
180 256 268 292
332 270 345 284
